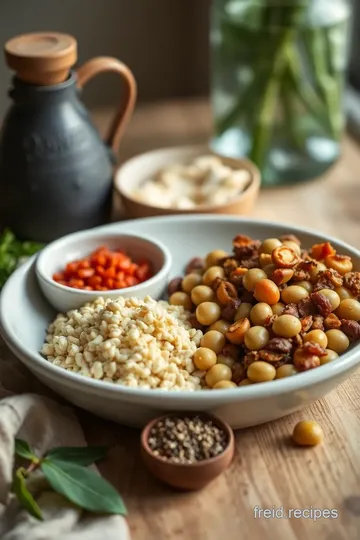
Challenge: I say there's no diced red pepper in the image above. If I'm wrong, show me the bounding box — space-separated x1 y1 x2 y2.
52 245 152 292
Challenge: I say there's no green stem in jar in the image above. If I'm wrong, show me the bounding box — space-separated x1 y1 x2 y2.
324 19 349 134
215 82 257 136
303 27 342 140
284 44 330 132
281 71 307 152
247 29 292 169
248 2 308 170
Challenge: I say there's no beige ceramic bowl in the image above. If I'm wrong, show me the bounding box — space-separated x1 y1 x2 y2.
114 144 260 219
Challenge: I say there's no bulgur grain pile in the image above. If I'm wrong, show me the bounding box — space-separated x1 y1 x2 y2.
41 295 203 390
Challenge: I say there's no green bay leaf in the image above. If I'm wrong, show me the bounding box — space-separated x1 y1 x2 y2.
14 439 36 460
41 459 127 515
46 446 107 466
12 468 43 520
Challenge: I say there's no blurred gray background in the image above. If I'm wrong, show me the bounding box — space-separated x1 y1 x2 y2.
0 0 359 122
0 0 210 118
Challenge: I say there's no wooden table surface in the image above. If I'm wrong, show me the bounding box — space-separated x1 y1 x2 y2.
4 100 360 540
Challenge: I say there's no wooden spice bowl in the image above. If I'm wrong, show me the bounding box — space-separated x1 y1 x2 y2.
114 144 260 219
140 412 235 491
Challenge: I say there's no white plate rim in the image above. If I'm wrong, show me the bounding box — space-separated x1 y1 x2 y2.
1 213 359 404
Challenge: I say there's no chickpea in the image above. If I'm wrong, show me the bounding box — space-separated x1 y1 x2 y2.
250 303 273 326
191 268 205 276
281 285 309 305
304 329 328 348
282 240 301 256
276 364 298 379
296 281 313 293
169 291 192 310
182 272 202 293
191 285 215 306
247 361 276 383
320 349 339 365
325 329 350 354
318 262 327 272
196 302 221 326
243 268 267 292
193 347 217 370
335 286 353 301
280 234 301 245
205 363 232 388
226 317 251 345
235 302 252 320
259 238 282 255
200 330 226 354
238 378 252 386
318 289 340 311
254 279 280 305
325 254 353 275
273 314 302 338
210 319 231 335
309 262 327 279
272 302 285 316
259 253 273 268
217 354 235 369
244 326 270 350
213 380 237 389
270 268 294 286
262 264 277 277
202 266 225 286
292 421 324 446
335 298 360 321
205 250 228 268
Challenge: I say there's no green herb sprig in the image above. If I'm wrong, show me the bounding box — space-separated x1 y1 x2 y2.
0 229 44 289
12 438 126 520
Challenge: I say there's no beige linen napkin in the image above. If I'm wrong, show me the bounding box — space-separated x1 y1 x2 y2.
0 374 130 539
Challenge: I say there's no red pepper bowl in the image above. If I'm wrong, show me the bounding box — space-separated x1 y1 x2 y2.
35 230 171 313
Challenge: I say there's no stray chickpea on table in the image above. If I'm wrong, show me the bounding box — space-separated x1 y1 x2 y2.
292 421 324 446
130 155 252 209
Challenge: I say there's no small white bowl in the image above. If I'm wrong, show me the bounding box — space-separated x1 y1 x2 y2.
114 144 260 219
36 231 172 313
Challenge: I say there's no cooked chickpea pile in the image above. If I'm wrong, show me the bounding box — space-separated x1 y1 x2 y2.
168 234 360 389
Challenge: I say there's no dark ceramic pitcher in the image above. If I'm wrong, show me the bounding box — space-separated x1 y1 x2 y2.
0 33 136 242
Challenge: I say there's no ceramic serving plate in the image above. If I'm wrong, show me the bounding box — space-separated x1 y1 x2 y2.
1 215 360 429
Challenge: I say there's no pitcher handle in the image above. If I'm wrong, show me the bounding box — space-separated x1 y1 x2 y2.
76 56 137 154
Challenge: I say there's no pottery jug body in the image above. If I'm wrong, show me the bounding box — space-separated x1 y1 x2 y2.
0 33 136 242
0 74 115 241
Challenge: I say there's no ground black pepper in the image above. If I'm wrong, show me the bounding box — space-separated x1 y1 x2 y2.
148 416 228 464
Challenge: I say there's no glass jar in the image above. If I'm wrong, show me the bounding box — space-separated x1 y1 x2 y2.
210 0 351 185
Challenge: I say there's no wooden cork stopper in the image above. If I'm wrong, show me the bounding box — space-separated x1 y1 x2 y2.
4 32 77 85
